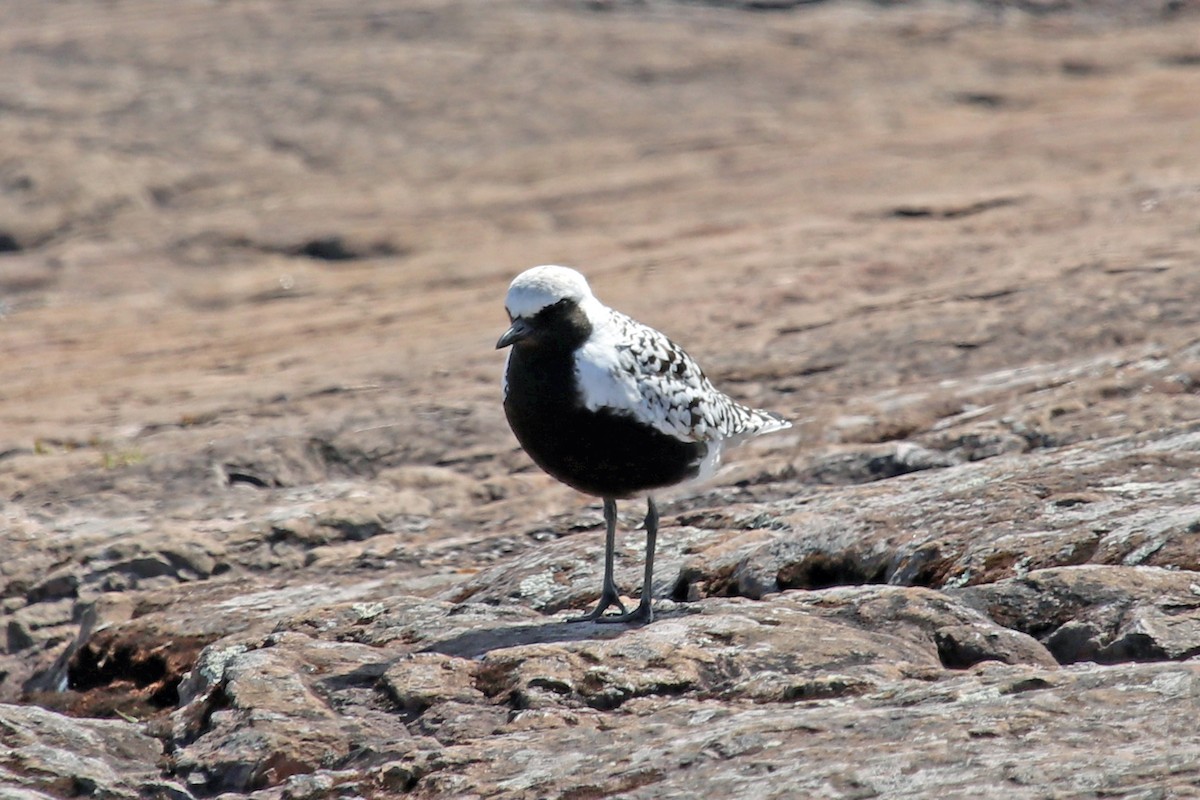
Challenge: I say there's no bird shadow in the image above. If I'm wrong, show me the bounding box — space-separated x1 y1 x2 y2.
420 615 647 659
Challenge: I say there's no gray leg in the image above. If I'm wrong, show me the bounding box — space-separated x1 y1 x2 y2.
596 496 657 625
568 498 628 623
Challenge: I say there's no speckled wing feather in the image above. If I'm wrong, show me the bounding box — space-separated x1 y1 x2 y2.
574 307 790 443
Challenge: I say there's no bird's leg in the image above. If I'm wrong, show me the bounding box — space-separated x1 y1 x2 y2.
595 496 657 625
568 497 628 622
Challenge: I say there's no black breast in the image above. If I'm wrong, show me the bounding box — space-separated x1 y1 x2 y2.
502 302 708 499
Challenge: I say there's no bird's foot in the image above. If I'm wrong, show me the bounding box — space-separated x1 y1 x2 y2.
592 598 653 626
567 589 627 623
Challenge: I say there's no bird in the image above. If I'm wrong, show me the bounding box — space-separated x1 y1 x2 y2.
496 265 790 624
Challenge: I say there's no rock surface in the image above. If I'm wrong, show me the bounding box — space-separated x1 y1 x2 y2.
2 0 1200 797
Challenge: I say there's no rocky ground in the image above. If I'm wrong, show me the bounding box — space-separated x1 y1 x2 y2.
2 0 1200 797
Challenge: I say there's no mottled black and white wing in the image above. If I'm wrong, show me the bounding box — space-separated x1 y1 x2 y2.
574 308 790 443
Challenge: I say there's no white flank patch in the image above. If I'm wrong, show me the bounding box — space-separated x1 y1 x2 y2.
501 346 512 396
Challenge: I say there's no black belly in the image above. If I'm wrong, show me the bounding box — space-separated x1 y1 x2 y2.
504 397 708 498
503 338 707 498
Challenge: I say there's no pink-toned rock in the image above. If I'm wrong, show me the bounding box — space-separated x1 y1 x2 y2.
1 1 1200 798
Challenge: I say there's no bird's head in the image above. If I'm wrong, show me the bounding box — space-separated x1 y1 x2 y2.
496 265 597 350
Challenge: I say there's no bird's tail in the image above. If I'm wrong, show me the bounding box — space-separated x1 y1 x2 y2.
748 408 791 436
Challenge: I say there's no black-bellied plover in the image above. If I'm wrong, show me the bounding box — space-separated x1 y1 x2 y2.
496 265 790 624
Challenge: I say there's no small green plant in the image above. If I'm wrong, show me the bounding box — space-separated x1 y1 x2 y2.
101 447 145 469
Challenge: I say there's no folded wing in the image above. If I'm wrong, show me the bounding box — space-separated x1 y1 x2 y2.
574 309 790 443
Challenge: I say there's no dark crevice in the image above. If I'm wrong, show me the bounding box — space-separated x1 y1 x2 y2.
68 645 169 696
224 469 275 488
286 235 405 262
581 679 695 712
671 550 891 605
196 683 232 738
934 630 996 670
777 552 889 591
472 661 517 702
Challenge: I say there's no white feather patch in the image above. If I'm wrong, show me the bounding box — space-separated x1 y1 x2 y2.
573 301 790 444
504 265 591 319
